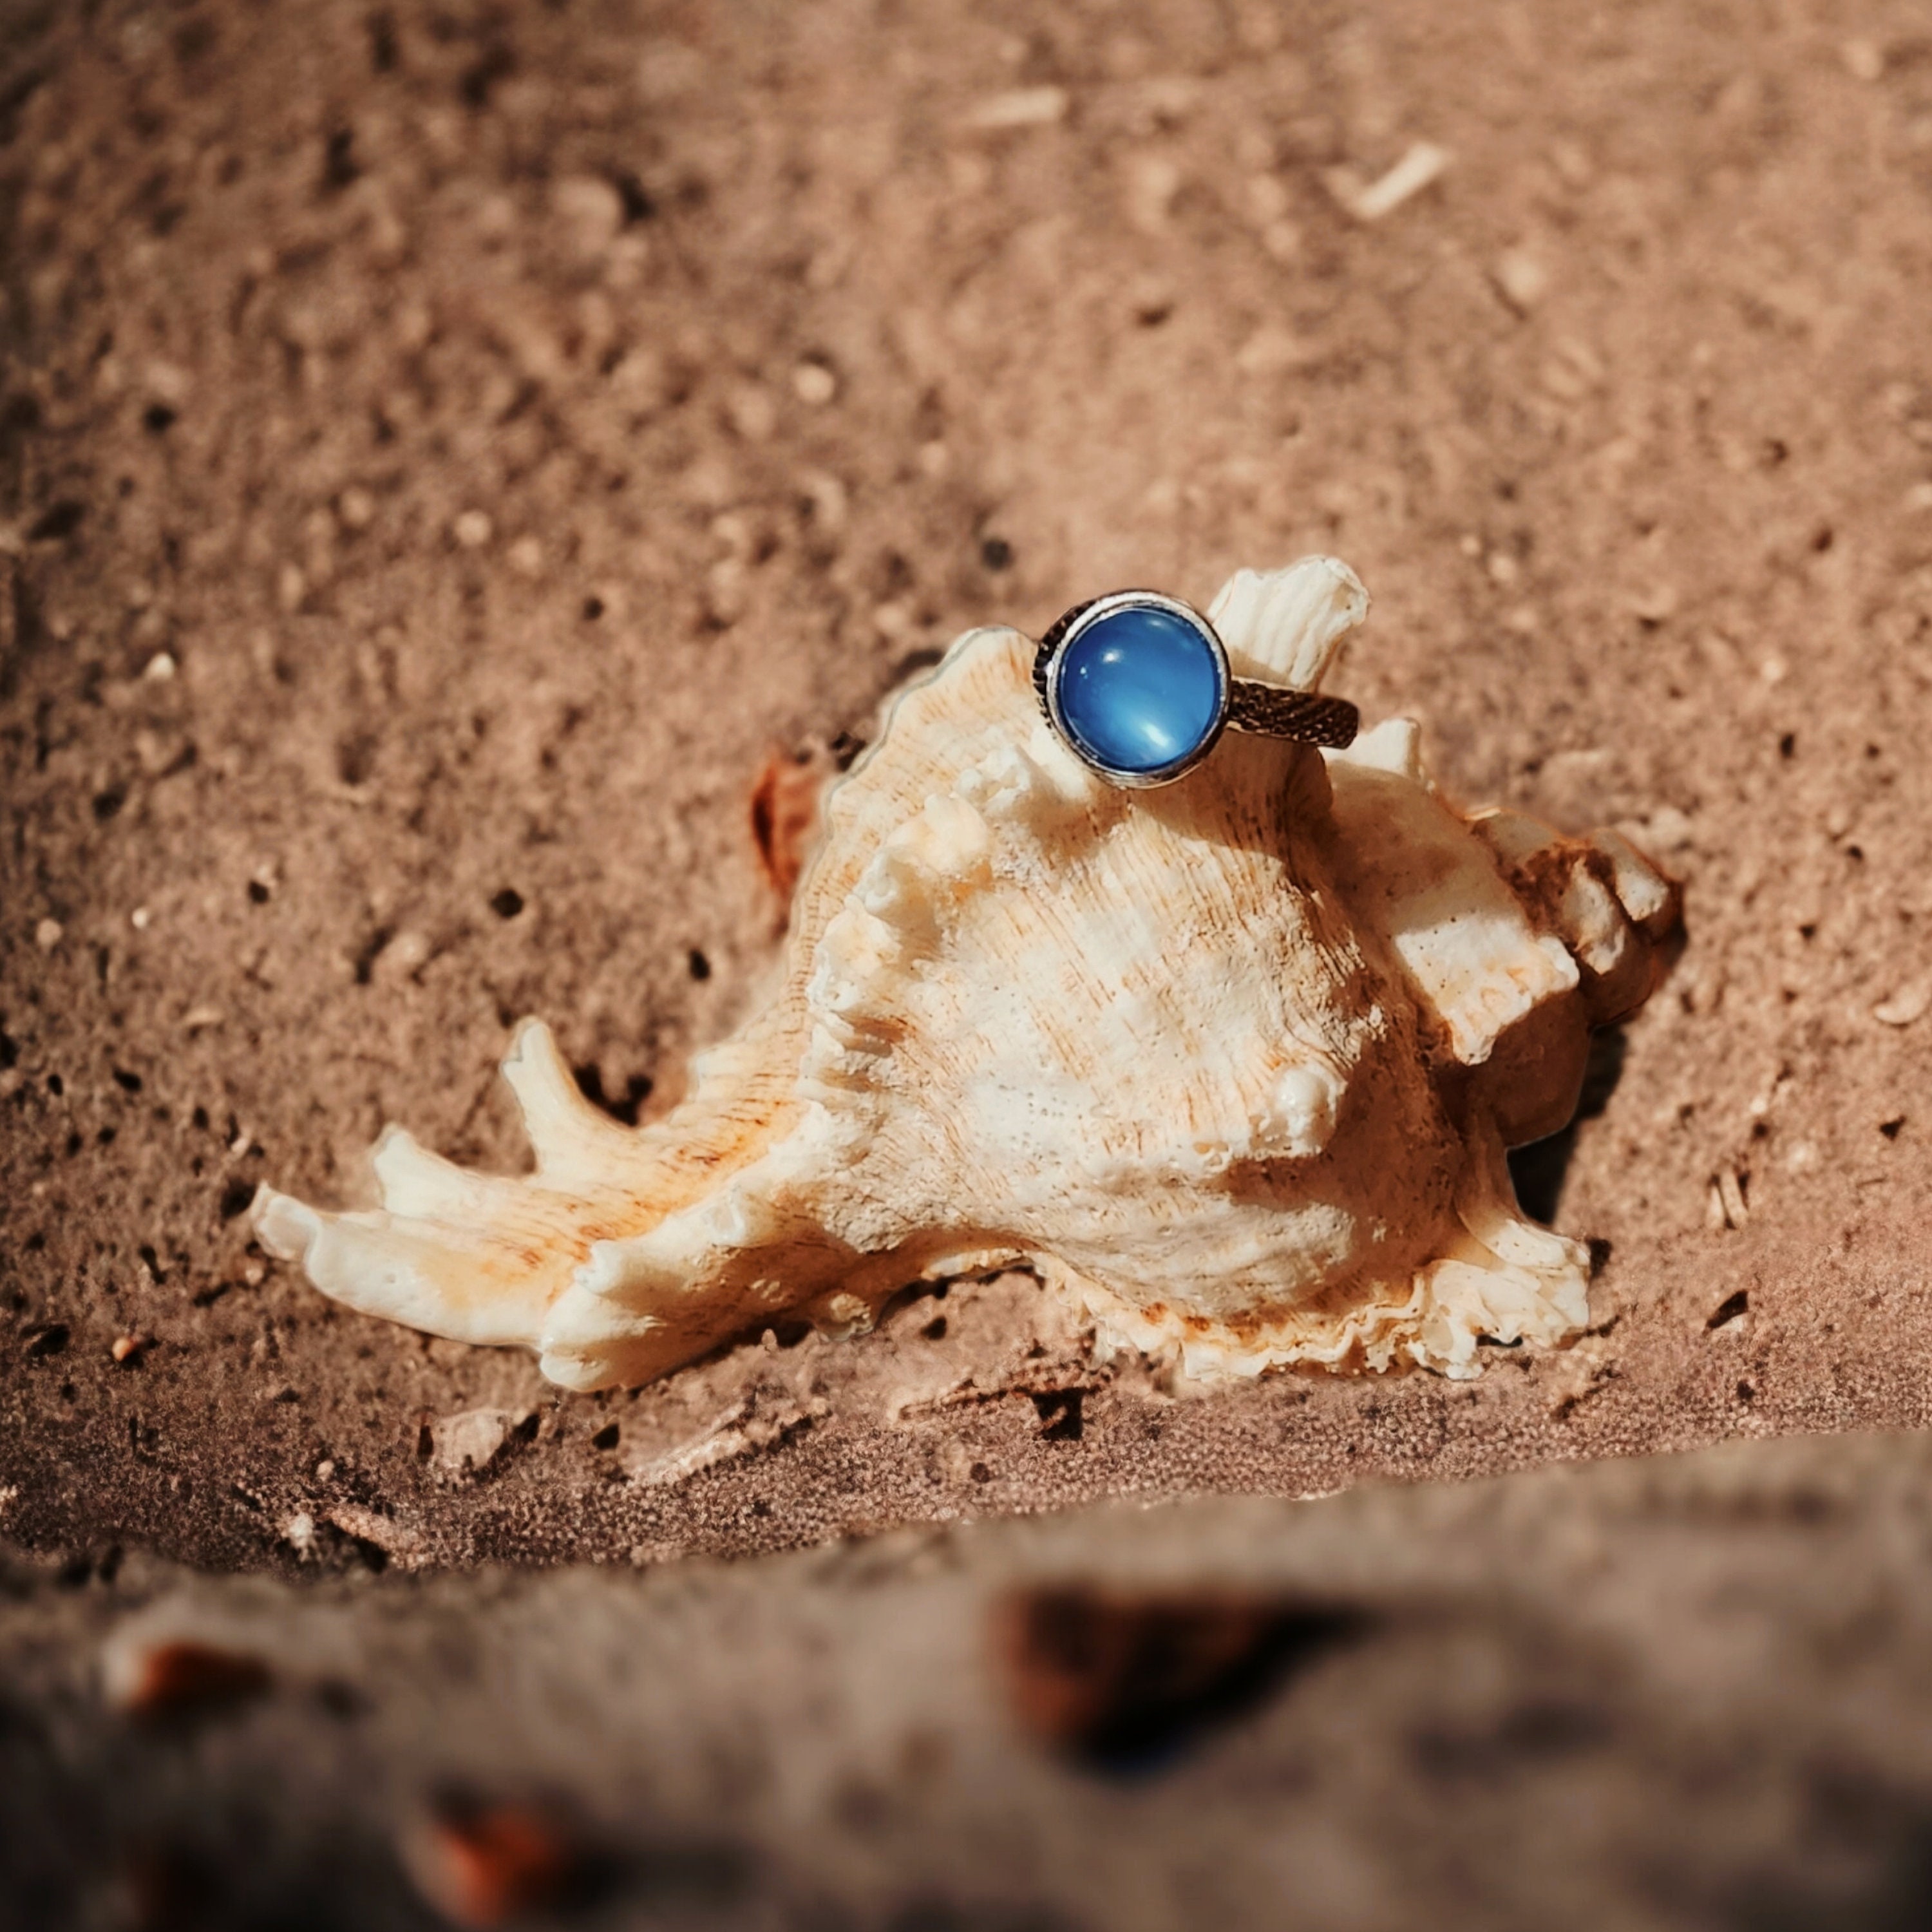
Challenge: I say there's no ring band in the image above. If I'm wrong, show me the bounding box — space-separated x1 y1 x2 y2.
1224 680 1361 746
1033 591 1359 789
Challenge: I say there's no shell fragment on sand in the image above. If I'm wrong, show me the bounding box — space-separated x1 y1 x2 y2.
1323 142 1452 223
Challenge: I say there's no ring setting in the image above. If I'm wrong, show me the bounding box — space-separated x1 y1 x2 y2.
1033 591 1360 789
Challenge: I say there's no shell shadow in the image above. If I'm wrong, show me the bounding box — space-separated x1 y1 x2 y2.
1507 1026 1629 1227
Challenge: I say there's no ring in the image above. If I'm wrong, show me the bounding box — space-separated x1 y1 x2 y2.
1032 591 1359 789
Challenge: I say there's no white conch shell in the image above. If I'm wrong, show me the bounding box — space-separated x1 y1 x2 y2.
254 558 1678 1392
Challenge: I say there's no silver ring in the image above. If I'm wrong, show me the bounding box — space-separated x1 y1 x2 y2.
1032 591 1359 790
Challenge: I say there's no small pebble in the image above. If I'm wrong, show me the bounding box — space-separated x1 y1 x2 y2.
1627 582 1680 623
705 557 748 626
141 650 176 681
110 1334 149 1363
131 906 151 930
1491 248 1550 314
33 918 62 951
426 1406 520 1475
105 1637 272 1719
1640 805 1695 853
550 173 625 256
1124 153 1182 234
374 929 432 980
453 510 493 549
791 361 837 406
1874 982 1931 1028
1715 1169 1750 1229
1325 142 1451 223
797 469 849 531
337 486 376 531
402 1798 586 1930
963 86 1068 131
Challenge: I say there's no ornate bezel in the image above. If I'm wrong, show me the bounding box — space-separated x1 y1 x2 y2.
1034 591 1232 790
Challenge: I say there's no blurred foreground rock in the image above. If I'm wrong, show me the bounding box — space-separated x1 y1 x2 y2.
10 1430 1932 1930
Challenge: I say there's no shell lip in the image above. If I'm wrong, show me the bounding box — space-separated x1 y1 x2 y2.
1035 590 1233 790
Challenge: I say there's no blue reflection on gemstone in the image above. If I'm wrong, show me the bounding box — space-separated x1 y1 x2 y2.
1056 605 1224 776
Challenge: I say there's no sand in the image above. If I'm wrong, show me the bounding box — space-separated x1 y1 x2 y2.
3 0 1931 1580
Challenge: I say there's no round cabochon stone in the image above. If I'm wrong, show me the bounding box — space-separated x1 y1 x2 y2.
1056 603 1225 777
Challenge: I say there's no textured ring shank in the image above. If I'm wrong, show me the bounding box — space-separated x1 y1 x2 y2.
1225 681 1359 748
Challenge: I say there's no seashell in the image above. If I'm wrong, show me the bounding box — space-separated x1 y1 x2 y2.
253 558 1679 1392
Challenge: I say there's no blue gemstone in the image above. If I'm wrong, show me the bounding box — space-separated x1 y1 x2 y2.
1056 605 1224 777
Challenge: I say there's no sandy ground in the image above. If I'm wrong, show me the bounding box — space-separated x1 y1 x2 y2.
3 0 1932 1580
9 5 1932 1926
10 1430 1932 1930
